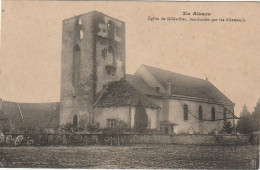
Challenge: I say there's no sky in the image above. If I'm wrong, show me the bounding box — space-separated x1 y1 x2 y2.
0 1 259 116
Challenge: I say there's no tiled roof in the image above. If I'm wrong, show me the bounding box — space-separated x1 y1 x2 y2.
0 101 60 132
96 79 159 108
142 65 233 104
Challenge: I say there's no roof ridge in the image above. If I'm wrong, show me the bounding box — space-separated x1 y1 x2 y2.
142 64 207 82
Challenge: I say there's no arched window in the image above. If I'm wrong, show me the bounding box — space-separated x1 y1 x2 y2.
223 108 227 122
184 104 188 120
73 114 78 128
211 106 215 121
199 105 203 120
105 46 116 75
72 44 81 87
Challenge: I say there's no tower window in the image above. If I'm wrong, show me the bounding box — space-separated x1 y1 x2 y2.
73 114 78 128
73 44 80 52
105 45 116 75
80 30 84 40
199 105 203 120
211 106 215 121
72 44 81 87
78 18 82 25
184 104 188 121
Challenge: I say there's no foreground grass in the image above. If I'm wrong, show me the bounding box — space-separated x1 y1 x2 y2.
0 144 258 169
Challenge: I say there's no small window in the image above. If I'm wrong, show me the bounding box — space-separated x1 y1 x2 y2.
199 105 203 120
80 30 84 40
211 107 215 121
156 87 160 92
184 104 188 120
78 18 82 25
107 119 117 128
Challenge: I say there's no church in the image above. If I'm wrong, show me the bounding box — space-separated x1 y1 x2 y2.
0 11 235 134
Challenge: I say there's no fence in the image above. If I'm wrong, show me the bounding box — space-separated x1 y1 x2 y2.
0 133 252 146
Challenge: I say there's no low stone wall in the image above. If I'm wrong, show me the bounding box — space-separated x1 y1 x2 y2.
122 134 250 145
0 132 251 146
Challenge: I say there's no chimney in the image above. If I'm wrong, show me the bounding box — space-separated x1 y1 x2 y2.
167 81 171 95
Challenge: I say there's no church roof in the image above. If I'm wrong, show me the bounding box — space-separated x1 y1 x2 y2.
140 65 233 104
95 79 159 109
0 101 60 132
126 74 162 97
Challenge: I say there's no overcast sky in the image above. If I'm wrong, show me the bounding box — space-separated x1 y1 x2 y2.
1 1 259 116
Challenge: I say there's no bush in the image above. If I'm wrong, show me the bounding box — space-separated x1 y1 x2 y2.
134 100 148 133
221 121 234 134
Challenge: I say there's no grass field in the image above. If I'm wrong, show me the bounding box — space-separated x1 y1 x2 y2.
0 144 258 169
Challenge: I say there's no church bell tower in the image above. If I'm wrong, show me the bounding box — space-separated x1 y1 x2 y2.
60 11 125 127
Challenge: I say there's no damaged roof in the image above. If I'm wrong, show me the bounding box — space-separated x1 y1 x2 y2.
95 79 159 109
141 65 233 104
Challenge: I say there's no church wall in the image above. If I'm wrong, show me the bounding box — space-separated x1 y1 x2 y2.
146 97 164 121
95 106 158 129
94 106 130 128
168 99 234 134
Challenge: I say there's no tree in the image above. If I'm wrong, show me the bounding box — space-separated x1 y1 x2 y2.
237 104 253 134
222 121 234 134
134 100 148 133
251 98 260 131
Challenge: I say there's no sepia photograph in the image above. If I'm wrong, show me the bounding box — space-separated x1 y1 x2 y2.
0 1 259 169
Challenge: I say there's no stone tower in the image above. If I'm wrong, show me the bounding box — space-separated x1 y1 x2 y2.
60 11 125 127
